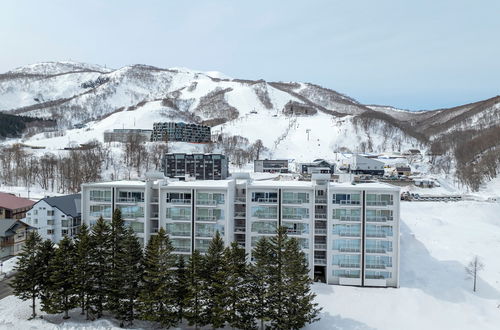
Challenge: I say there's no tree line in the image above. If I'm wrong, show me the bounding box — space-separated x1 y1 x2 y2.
12 209 321 329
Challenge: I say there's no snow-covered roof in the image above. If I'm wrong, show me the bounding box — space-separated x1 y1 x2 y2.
82 180 145 187
164 179 233 188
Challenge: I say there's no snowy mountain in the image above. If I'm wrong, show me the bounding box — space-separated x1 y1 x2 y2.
1 61 499 187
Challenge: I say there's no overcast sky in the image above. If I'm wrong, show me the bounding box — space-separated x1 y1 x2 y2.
1 0 499 110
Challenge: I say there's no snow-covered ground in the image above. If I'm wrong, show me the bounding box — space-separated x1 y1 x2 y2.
0 256 19 275
1 200 499 329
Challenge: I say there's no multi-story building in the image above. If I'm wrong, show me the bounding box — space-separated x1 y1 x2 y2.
151 122 211 143
162 153 229 180
0 192 35 220
254 159 289 173
346 155 385 176
0 219 34 258
24 194 82 243
81 174 400 287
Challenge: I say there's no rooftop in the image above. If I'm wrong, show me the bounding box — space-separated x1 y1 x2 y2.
41 193 81 218
0 192 35 210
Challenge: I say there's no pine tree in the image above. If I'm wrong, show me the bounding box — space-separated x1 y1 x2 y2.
138 228 177 327
185 249 205 329
73 224 92 318
88 217 111 319
224 241 256 329
174 255 189 323
107 209 127 315
199 231 227 329
267 226 288 329
114 227 143 326
38 239 56 316
250 236 274 329
45 236 78 319
281 237 321 329
10 231 43 319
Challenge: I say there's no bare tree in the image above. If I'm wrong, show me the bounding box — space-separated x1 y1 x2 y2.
465 255 484 292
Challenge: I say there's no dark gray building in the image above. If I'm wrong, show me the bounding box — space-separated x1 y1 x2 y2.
297 159 336 174
151 122 211 143
163 153 229 180
254 159 289 173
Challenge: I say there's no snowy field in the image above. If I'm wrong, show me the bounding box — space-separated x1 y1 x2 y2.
1 200 499 329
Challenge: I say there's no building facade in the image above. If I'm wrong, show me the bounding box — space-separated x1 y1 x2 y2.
347 155 385 176
151 122 211 143
81 175 400 287
0 192 35 220
24 194 82 243
0 219 34 258
163 153 229 180
254 159 289 173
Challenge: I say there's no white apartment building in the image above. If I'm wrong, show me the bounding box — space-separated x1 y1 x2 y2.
81 174 400 287
25 194 82 243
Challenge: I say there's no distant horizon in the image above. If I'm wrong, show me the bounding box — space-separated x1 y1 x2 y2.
1 0 499 110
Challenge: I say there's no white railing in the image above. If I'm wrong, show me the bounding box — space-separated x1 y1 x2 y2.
339 263 360 268
338 232 361 237
314 243 327 249
196 216 217 221
169 199 191 204
234 227 246 233
366 201 393 206
366 216 392 222
337 200 360 205
196 199 217 206
338 216 360 222
315 228 327 235
366 248 387 253
253 198 278 203
315 213 327 219
117 197 142 203
339 247 360 253
315 198 327 204
234 212 246 217
366 264 389 269
314 258 327 265
283 199 309 204
234 197 246 203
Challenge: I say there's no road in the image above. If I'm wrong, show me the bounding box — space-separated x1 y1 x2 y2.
0 276 14 299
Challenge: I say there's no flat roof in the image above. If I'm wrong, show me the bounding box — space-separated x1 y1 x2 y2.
82 180 146 187
164 179 233 188
330 182 400 191
248 180 313 188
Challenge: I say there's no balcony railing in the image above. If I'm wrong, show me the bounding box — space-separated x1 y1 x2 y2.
366 201 393 206
282 199 309 204
253 213 277 219
169 231 191 237
314 243 327 250
366 216 392 222
252 198 278 203
252 229 277 234
314 198 327 204
150 213 159 218
365 275 388 279
366 232 391 238
234 211 246 218
338 263 360 268
337 216 360 222
337 232 361 237
283 214 308 220
196 216 218 221
234 197 246 203
366 248 387 253
314 213 327 219
168 199 191 205
117 197 143 203
366 264 389 269
314 258 327 265
337 274 360 279
338 247 360 253
151 197 159 203
234 227 246 233
196 199 218 206
314 228 327 235
333 200 360 205
287 229 307 236
170 215 191 221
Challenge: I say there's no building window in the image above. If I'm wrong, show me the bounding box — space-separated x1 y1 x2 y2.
47 229 54 235
47 210 54 216
47 220 55 225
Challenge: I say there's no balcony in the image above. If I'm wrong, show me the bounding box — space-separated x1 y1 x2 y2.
314 258 327 265
173 247 191 253
282 214 308 220
169 215 191 221
366 232 391 238
314 228 327 235
252 213 277 220
338 247 360 253
234 197 246 203
252 198 277 204
150 213 159 219
314 198 327 204
334 200 360 205
314 213 327 219
366 201 393 207
151 197 159 203
282 199 309 205
196 199 218 206
168 199 191 205
234 227 246 233
366 264 390 269
117 197 143 203
338 216 360 222
367 216 392 222
366 248 387 253
286 229 307 236
337 232 361 238
338 263 360 268
196 216 219 222
314 243 327 250
234 211 246 218
169 231 191 237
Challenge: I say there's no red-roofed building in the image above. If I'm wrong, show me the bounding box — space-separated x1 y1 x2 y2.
0 192 35 220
